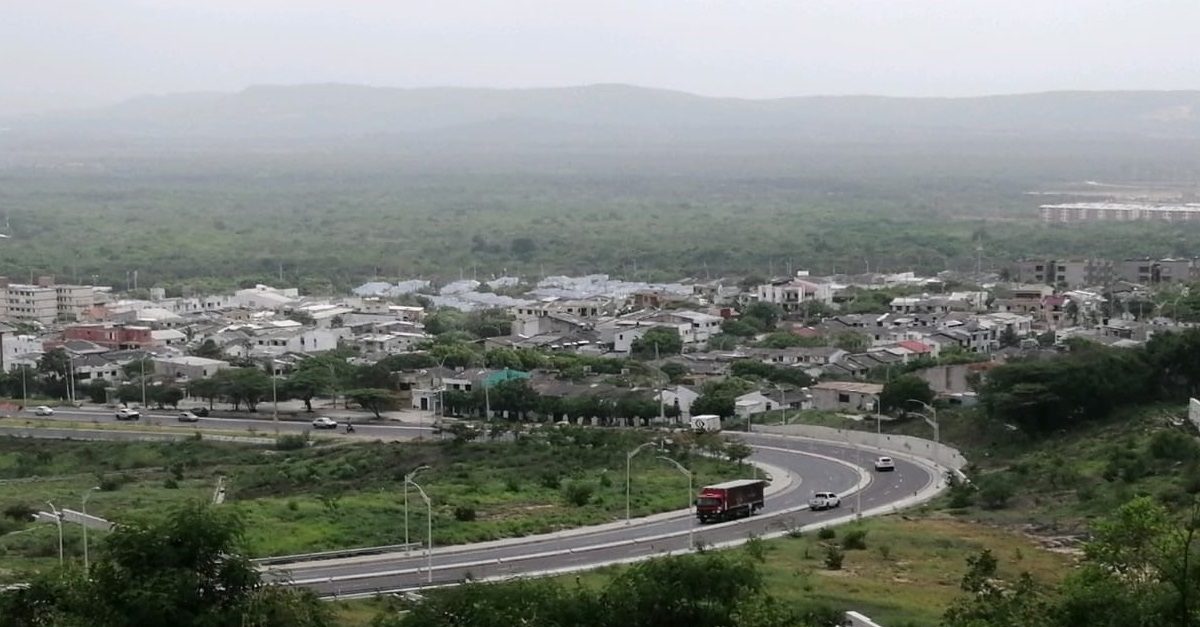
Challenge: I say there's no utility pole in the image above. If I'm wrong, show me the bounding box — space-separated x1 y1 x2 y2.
82 487 98 576
45 501 64 565
625 442 657 524
657 456 693 550
403 465 430 555
140 356 147 408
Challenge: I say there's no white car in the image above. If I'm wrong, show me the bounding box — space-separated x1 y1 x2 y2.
115 408 140 421
33 405 54 416
311 416 338 429
809 491 841 511
874 456 896 472
177 411 200 423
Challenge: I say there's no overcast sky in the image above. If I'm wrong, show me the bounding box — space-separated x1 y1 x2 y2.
4 0 1198 115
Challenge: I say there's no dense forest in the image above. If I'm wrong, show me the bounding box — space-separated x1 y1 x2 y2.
4 89 1200 293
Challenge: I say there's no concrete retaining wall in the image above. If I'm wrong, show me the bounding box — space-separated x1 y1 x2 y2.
755 423 967 474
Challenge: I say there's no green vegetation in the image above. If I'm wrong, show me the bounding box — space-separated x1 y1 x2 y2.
0 428 748 579
372 550 841 627
6 132 1200 294
0 503 329 627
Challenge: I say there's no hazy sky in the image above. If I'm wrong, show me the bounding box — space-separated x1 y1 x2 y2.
4 0 1199 115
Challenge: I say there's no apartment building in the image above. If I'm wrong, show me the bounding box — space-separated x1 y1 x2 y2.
0 276 98 325
1014 259 1113 289
1040 202 1200 224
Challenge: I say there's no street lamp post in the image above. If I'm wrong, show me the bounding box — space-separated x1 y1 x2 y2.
907 398 939 464
82 486 99 576
625 442 658 524
656 456 693 550
406 476 434 584
404 465 430 554
268 359 279 434
45 501 64 566
140 356 147 409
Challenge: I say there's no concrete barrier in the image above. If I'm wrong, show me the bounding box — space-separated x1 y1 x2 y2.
844 610 886 627
755 423 967 475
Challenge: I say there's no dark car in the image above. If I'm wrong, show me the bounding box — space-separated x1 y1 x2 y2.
191 407 210 417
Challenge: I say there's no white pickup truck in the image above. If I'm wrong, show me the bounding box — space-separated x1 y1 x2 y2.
808 491 841 511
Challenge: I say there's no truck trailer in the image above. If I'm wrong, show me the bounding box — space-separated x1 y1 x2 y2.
690 414 722 433
695 479 766 523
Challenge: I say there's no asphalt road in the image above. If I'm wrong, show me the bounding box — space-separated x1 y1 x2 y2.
273 434 937 597
7 406 434 440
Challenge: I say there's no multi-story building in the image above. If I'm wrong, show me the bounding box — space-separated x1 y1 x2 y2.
0 276 99 324
755 273 835 312
1041 202 1200 224
63 323 157 350
1014 259 1113 289
1116 258 1198 285
1 282 58 325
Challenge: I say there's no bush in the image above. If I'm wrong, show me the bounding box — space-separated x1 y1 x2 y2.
563 481 594 507
540 473 562 490
97 474 124 492
978 475 1015 510
162 478 179 489
504 477 521 492
823 545 845 570
817 527 836 540
1149 430 1200 462
2 503 36 522
275 434 309 451
453 506 477 522
841 528 868 550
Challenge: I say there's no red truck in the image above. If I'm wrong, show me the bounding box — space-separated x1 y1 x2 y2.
695 479 767 523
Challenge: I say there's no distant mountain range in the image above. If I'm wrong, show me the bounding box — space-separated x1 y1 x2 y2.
6 84 1200 142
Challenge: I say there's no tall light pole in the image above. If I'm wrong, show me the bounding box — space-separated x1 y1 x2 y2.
908 398 939 465
625 441 658 524
66 353 75 406
267 359 279 434
45 501 64 565
82 486 99 576
140 356 147 408
404 465 430 553
657 456 693 550
406 476 434 584
21 365 28 409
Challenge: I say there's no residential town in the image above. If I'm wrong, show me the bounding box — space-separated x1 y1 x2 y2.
1 257 1190 424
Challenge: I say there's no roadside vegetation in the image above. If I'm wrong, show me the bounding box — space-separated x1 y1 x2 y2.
0 428 749 580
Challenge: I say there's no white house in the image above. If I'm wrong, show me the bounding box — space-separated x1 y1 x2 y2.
756 273 835 310
228 285 300 311
358 332 429 354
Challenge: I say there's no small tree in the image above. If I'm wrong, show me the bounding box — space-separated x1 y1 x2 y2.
631 327 683 359
345 388 398 419
880 374 935 414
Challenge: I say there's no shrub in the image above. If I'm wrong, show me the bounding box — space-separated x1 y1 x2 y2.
1149 430 1200 462
978 476 1015 510
823 545 844 570
453 506 477 522
504 477 521 492
540 473 562 490
877 544 892 561
162 478 179 489
2 503 36 522
97 474 124 492
817 527 836 540
599 473 612 488
275 434 309 451
563 481 594 507
841 528 868 550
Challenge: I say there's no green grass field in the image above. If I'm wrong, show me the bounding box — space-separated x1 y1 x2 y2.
0 428 748 581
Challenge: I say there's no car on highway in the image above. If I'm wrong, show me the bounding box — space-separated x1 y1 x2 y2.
808 491 841 511
33 405 55 416
178 411 200 423
311 416 338 429
190 407 210 417
115 408 141 421
874 456 896 472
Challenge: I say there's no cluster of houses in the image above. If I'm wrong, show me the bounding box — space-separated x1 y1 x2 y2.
0 266 1189 419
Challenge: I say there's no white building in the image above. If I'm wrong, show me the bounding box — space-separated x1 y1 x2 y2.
228 285 300 310
756 273 835 311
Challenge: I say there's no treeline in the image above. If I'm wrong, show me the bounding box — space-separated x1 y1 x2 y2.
980 329 1200 433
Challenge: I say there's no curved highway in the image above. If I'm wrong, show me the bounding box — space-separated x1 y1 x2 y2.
273 434 943 598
